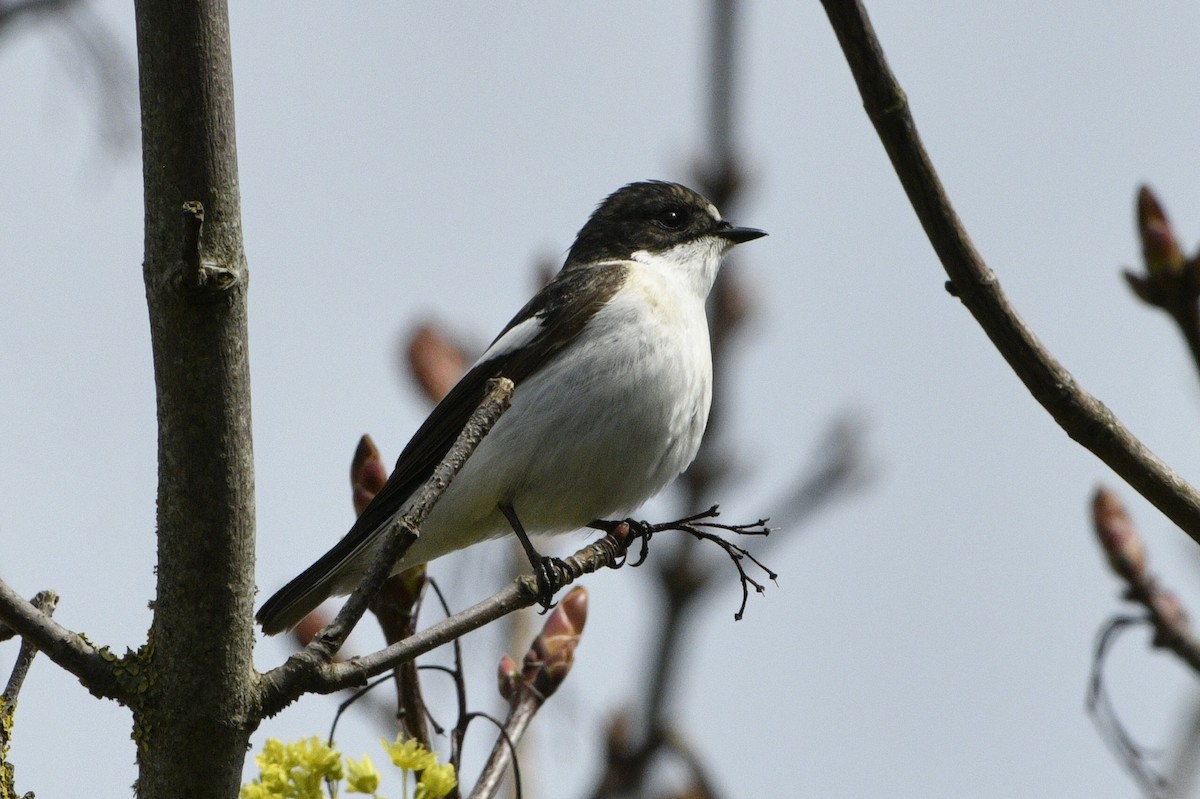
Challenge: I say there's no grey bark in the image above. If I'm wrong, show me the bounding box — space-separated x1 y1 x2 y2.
132 0 257 795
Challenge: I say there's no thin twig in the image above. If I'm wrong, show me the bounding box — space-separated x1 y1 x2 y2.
0 582 121 700
0 591 58 799
472 587 587 799
819 0 1200 543
425 579 469 777
1087 488 1200 796
602 508 775 621
469 692 538 799
1086 616 1170 798
1091 488 1200 673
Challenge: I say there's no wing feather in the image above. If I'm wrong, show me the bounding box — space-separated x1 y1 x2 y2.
255 262 629 633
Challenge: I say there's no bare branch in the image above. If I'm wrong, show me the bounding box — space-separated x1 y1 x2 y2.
1087 616 1171 798
471 587 588 799
352 436 434 744
260 378 515 715
1 591 57 799
819 0 1200 544
599 509 775 621
1091 487 1200 673
0 582 121 700
1087 489 1200 795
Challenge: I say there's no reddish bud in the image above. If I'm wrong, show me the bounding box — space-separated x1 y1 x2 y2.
1137 186 1187 281
1091 488 1147 582
522 587 588 699
405 323 467 403
497 653 519 701
351 435 388 515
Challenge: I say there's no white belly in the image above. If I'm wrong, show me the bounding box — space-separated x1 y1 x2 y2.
405 267 713 565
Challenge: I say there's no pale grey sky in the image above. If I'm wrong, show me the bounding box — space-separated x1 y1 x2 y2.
4 2 1200 797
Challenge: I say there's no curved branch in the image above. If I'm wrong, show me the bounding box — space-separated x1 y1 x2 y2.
819 0 1200 543
0 582 122 701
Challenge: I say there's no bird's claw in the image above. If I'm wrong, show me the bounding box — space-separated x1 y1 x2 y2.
533 555 566 612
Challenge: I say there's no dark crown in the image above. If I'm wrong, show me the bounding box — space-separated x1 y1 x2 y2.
564 181 727 269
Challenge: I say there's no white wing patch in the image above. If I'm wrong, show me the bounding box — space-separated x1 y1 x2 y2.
475 315 545 365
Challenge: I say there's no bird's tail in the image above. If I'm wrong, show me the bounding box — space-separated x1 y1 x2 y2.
256 569 337 636
256 543 367 635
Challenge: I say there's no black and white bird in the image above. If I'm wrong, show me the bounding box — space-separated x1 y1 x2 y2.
256 181 766 634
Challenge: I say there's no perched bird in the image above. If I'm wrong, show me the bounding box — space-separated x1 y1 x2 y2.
256 180 766 634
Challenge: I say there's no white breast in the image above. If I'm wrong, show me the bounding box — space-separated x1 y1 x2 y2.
405 255 715 565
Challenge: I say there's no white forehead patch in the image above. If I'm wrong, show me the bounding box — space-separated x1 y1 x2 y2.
706 202 721 222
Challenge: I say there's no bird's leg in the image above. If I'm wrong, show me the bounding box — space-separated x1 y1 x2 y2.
499 501 564 611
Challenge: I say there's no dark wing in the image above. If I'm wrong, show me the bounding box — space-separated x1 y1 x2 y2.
255 262 628 632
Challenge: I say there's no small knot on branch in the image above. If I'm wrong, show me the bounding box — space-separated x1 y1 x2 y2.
180 200 238 296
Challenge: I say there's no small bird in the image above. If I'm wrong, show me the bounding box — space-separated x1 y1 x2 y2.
256 181 766 634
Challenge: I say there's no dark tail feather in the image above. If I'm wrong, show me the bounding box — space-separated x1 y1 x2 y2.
256 544 362 635
256 570 335 635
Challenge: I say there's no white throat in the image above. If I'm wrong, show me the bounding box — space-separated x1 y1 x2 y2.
629 235 727 300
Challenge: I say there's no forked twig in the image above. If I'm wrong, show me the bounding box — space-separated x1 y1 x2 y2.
594 505 774 621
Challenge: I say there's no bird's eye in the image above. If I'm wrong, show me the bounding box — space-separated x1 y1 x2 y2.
654 207 689 230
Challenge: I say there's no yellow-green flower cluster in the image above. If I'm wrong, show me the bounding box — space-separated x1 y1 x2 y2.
344 754 381 795
240 737 343 799
380 735 457 799
242 734 455 799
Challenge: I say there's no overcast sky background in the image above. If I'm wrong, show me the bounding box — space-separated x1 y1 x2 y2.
5 2 1200 797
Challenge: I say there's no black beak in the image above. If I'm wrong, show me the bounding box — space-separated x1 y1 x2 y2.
715 224 767 244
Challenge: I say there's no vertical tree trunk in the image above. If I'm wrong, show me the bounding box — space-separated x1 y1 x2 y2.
133 1 257 795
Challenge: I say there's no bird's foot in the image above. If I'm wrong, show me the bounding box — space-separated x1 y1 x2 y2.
532 555 568 612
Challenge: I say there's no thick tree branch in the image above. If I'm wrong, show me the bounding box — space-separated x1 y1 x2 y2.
133 0 255 796
819 0 1200 543
0 584 120 701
